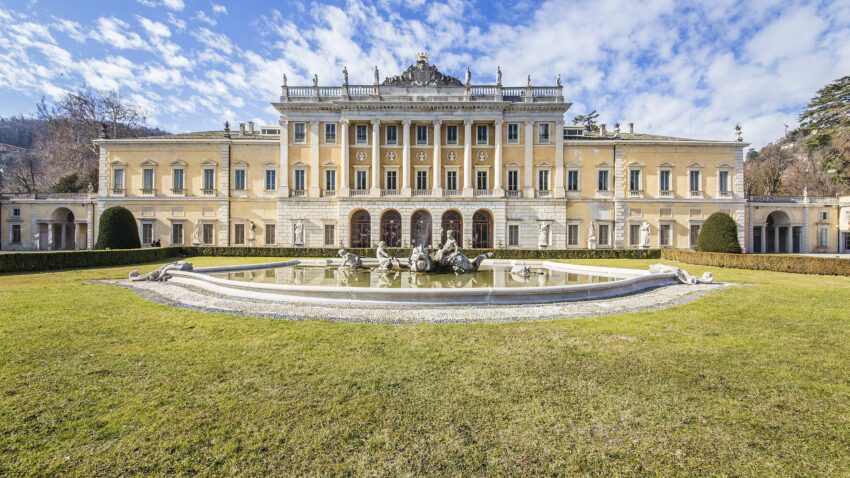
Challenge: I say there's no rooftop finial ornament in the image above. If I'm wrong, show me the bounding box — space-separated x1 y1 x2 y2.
342 66 349 85
527 74 532 87
312 74 318 87
496 66 502 86
735 124 743 142
556 73 561 87
415 51 429 64
373 65 379 85
99 122 108 139
465 67 471 86
282 73 287 87
223 121 231 138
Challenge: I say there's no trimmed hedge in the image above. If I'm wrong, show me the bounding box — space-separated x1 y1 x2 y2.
662 249 850 276
0 247 185 274
697 212 742 253
95 206 141 250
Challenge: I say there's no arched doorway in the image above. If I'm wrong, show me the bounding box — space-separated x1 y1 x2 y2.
765 210 791 253
410 210 432 247
380 209 401 247
472 209 493 248
350 210 371 247
441 210 463 247
49 207 76 250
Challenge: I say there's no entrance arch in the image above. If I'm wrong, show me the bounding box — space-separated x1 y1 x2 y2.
410 210 432 247
380 209 402 247
49 207 76 250
350 210 371 247
441 210 463 247
472 209 493 248
765 210 791 253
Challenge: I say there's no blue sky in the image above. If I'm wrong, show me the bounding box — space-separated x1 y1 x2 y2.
1 0 848 148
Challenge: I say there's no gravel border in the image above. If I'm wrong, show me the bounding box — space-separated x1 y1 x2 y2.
100 279 732 324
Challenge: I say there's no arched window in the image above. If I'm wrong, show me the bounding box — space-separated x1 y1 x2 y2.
350 210 371 247
410 210 432 247
472 210 493 248
380 210 402 247
441 210 463 247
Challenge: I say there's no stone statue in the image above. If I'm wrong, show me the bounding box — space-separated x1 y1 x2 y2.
465 67 471 86
408 243 432 272
435 230 491 273
128 261 193 282
496 66 502 85
803 186 809 202
192 223 202 246
649 263 714 285
640 221 651 248
248 221 256 242
587 221 597 250
87 182 94 193
337 249 363 269
373 66 379 85
527 74 531 86
556 73 561 86
538 223 550 249
434 229 459 263
312 74 318 87
342 66 349 85
282 73 287 86
293 221 304 245
375 241 394 271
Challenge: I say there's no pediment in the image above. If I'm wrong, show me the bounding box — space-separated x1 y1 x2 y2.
169 159 187 166
140 159 158 166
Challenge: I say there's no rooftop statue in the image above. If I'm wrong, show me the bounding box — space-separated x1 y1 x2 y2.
382 52 464 87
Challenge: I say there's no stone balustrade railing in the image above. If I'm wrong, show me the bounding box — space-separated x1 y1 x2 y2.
280 84 563 103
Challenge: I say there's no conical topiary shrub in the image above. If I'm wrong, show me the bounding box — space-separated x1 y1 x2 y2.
697 212 742 253
94 206 141 249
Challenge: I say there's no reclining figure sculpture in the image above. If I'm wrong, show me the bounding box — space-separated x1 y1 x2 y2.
128 261 194 282
407 230 492 274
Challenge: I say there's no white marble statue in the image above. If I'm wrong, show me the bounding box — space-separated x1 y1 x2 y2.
640 221 651 248
465 67 471 86
342 66 349 85
337 249 363 269
191 223 202 246
373 66 379 84
649 263 714 285
375 241 394 271
312 74 318 87
129 261 193 282
538 223 549 249
496 66 502 85
294 221 304 245
248 221 256 241
587 221 597 250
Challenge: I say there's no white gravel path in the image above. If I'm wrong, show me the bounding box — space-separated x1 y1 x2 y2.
103 279 732 324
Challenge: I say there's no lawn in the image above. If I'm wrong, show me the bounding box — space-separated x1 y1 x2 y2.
1 257 848 476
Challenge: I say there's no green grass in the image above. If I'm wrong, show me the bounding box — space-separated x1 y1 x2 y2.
1 257 848 476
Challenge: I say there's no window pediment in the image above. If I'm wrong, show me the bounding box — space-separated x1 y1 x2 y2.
201 160 218 167
657 162 674 168
140 159 158 166
169 159 187 166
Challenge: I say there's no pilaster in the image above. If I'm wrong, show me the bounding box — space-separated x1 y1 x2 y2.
463 119 473 197
279 119 290 197
613 145 625 248
494 120 504 197
401 120 411 196
309 121 320 198
554 119 565 198
432 120 442 195
219 143 231 246
340 120 350 197
523 121 534 198
370 120 381 196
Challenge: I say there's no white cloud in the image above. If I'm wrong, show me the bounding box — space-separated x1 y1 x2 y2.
53 18 87 42
138 17 171 38
92 17 148 50
194 10 216 26
167 12 186 31
212 3 228 15
163 0 185 11
191 27 232 54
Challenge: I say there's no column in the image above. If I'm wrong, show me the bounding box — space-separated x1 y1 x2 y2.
523 121 534 198
370 120 381 196
47 223 54 250
463 119 473 196
402 120 411 196
73 222 79 250
279 119 289 197
494 120 504 197
554 119 565 198
60 224 67 250
340 120 349 196
309 121 320 197
432 120 442 195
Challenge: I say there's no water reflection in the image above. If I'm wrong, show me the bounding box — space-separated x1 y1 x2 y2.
211 265 617 289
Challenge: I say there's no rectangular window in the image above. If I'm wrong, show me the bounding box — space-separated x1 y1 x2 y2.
386 125 397 145
325 169 336 191
416 170 428 190
416 125 428 145
294 122 306 143
355 124 367 144
567 170 579 191
690 224 701 248
234 169 246 191
265 224 276 245
202 223 214 245
660 224 672 247
820 211 828 221
172 169 184 192
597 170 609 191
476 170 488 190
629 169 641 191
818 228 829 248
507 170 519 191
538 169 550 191
141 222 153 245
171 223 184 245
567 224 579 246
113 168 124 191
11 224 21 244
507 123 519 144
143 168 155 191
446 125 458 144
476 124 488 145
446 170 458 191
690 170 701 193
324 123 336 143
508 224 519 246
660 169 671 192
719 170 729 193
234 224 245 245
385 170 397 190
265 169 276 191
538 123 550 144
11 207 21 217
598 224 610 246
294 169 306 191
629 224 641 246
324 224 336 246
355 170 367 190
203 168 215 191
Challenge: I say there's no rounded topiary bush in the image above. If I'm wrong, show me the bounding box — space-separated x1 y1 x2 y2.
95 206 141 249
697 212 742 253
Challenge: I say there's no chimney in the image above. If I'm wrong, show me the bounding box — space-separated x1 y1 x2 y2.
600 124 607 136
248 121 255 134
239 122 246 135
628 122 634 134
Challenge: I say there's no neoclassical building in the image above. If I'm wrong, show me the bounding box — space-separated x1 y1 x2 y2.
2 54 849 253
